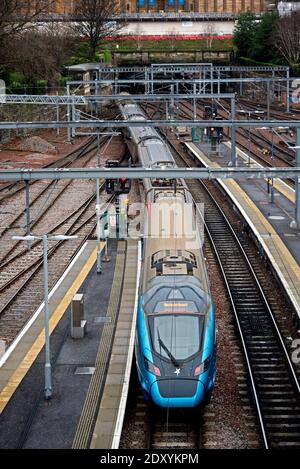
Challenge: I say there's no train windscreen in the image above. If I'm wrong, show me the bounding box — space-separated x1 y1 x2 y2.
149 314 205 361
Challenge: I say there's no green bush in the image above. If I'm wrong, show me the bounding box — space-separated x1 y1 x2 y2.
103 50 112 63
36 79 48 94
292 64 300 76
8 71 25 85
239 57 285 67
59 76 72 87
95 52 104 61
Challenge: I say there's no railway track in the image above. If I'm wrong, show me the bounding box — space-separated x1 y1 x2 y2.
182 99 295 168
0 192 98 303
237 97 300 121
0 137 96 200
200 185 300 449
0 189 114 347
0 133 124 265
146 405 202 450
0 133 125 346
165 135 300 448
237 127 294 166
0 136 101 244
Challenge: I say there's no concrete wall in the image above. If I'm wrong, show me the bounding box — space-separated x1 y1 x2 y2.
113 50 231 63
120 20 235 35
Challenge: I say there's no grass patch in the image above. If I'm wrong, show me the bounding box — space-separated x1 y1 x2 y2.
102 38 233 52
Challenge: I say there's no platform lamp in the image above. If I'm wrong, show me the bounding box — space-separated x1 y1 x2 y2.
259 126 278 202
12 234 78 399
270 127 275 203
102 225 110 263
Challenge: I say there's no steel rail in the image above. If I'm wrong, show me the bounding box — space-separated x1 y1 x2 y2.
168 135 300 449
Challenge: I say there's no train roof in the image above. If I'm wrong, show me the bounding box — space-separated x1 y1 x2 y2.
143 276 210 316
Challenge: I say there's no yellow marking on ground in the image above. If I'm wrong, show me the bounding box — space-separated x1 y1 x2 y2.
0 243 103 414
225 178 300 278
186 142 300 299
224 141 295 204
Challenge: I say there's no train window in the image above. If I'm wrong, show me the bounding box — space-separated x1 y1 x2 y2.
149 314 205 361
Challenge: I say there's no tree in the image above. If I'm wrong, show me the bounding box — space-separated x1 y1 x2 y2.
75 0 124 60
233 12 257 58
251 12 279 62
203 22 216 50
0 1 54 44
0 0 54 66
9 23 77 87
135 21 144 51
169 28 178 52
272 11 300 66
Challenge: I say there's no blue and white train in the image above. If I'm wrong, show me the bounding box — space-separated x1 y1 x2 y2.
120 102 216 408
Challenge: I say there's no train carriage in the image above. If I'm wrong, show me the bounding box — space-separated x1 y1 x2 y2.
120 102 216 407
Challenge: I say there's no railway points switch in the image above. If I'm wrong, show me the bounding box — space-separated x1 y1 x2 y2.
71 293 87 339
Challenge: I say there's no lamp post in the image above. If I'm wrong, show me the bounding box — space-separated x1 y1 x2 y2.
94 132 121 273
103 226 110 263
237 110 252 166
12 234 78 399
96 134 102 274
270 128 275 203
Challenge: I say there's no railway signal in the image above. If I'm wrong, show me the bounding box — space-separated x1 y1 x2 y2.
105 160 131 195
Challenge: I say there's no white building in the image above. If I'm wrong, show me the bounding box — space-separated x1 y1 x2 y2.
277 0 300 15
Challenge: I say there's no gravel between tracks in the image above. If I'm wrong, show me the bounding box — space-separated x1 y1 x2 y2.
202 238 261 449
204 179 300 378
0 135 129 348
119 236 261 449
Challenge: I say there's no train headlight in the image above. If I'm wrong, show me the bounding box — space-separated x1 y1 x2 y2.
144 356 161 377
194 356 211 376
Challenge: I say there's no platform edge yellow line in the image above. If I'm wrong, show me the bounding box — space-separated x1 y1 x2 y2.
0 244 100 414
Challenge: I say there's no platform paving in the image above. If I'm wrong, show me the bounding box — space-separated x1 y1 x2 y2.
187 140 300 322
0 240 118 449
90 240 139 449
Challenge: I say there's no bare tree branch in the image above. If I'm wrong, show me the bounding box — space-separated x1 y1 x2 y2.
5 22 77 87
203 22 216 50
75 0 124 59
0 0 54 42
272 11 300 65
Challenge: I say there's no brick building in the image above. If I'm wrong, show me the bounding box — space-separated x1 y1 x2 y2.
50 0 267 14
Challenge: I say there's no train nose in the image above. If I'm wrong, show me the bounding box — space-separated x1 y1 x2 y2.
150 379 206 407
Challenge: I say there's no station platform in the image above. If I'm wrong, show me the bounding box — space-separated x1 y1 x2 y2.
185 141 300 325
74 240 140 449
0 238 140 449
